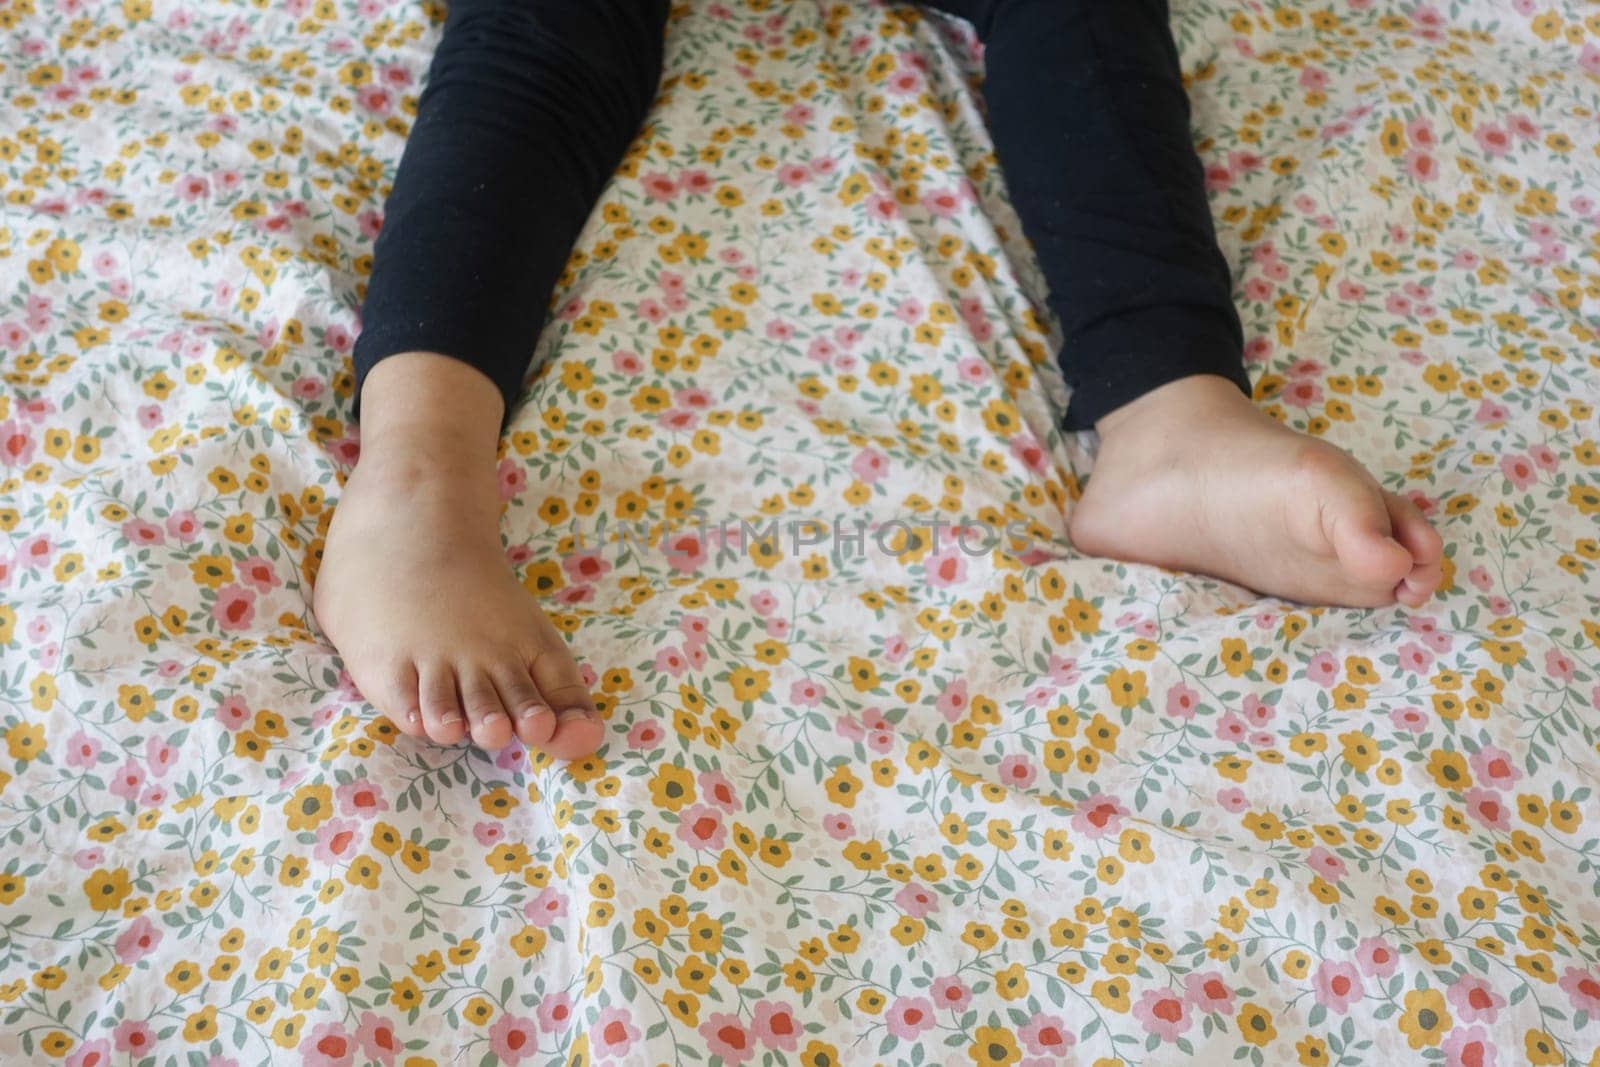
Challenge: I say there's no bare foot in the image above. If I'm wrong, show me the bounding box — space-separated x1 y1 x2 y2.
311 353 603 759
1069 375 1443 609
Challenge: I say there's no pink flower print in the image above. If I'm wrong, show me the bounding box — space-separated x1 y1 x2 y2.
936 679 969 723
1559 967 1600 1015
1447 975 1504 1023
165 510 201 541
145 737 177 777
65 731 100 768
627 719 664 751
114 915 163 963
997 754 1036 790
676 804 726 851
1307 846 1346 881
537 991 574 1032
790 679 823 706
313 819 361 864
893 882 938 919
1390 706 1427 734
663 531 707 573
750 1001 800 1051
592 1006 639 1060
1397 642 1434 674
1545 648 1576 682
487 1014 538 1065
851 448 889 484
1356 936 1399 978
642 172 677 200
176 174 210 201
1404 150 1439 181
121 519 164 546
355 1013 400 1066
113 1023 155 1056
108 760 145 802
1183 971 1234 1015
1473 123 1511 156
1217 787 1248 813
1441 1026 1495 1067
524 887 568 928
923 549 966 588
66 1040 111 1067
1305 651 1339 687
1463 788 1510 830
211 584 256 631
700 770 738 812
822 813 853 840
1469 745 1520 790
1133 989 1191 1041
1313 960 1363 1014
1164 687 1203 723
886 996 936 1040
216 695 252 731
334 780 387 818
1070 793 1126 839
562 548 610 584
930 976 972 1012
699 1015 755 1065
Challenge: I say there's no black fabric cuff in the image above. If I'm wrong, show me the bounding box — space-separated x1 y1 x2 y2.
1060 303 1252 431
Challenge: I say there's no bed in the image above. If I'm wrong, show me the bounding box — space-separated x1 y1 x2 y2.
1 0 1597 1063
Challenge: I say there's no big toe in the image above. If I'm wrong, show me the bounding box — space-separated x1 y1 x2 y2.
1305 454 1414 595
1386 492 1444 607
1324 499 1414 593
540 709 606 761
528 645 603 760
345 659 426 738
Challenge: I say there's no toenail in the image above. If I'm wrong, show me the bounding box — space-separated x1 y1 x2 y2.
406 709 420 723
519 704 550 721
441 710 462 724
481 710 505 724
559 707 597 722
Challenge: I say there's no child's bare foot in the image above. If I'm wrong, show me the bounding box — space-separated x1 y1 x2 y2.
1069 375 1442 609
310 353 603 758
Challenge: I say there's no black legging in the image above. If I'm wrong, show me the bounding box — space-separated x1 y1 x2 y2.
351 0 1249 433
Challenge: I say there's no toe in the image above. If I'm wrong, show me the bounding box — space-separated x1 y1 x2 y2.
347 658 427 738
493 664 555 749
541 708 607 762
530 643 599 725
418 663 468 745
528 644 603 761
459 669 513 750
1385 493 1444 606
1316 473 1413 593
384 660 428 738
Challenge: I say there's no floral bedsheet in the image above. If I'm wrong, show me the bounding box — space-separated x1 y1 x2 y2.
1 0 1598 1064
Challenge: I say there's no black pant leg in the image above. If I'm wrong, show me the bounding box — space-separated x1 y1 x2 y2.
917 0 1250 429
351 0 671 431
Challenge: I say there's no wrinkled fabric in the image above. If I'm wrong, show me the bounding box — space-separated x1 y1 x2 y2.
0 1 1597 1065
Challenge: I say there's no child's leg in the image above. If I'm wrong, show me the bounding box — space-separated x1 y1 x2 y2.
317 0 668 756
921 0 1442 606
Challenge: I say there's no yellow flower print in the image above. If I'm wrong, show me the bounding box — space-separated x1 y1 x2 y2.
824 764 862 808
1104 668 1146 708
284 784 333 831
968 1025 1021 1067
1237 1002 1276 1046
82 868 132 912
0 873 25 904
1091 977 1130 1012
1398 988 1451 1048
5 723 45 760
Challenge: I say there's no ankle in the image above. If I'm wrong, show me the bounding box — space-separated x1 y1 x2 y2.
1094 374 1257 442
357 351 506 461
